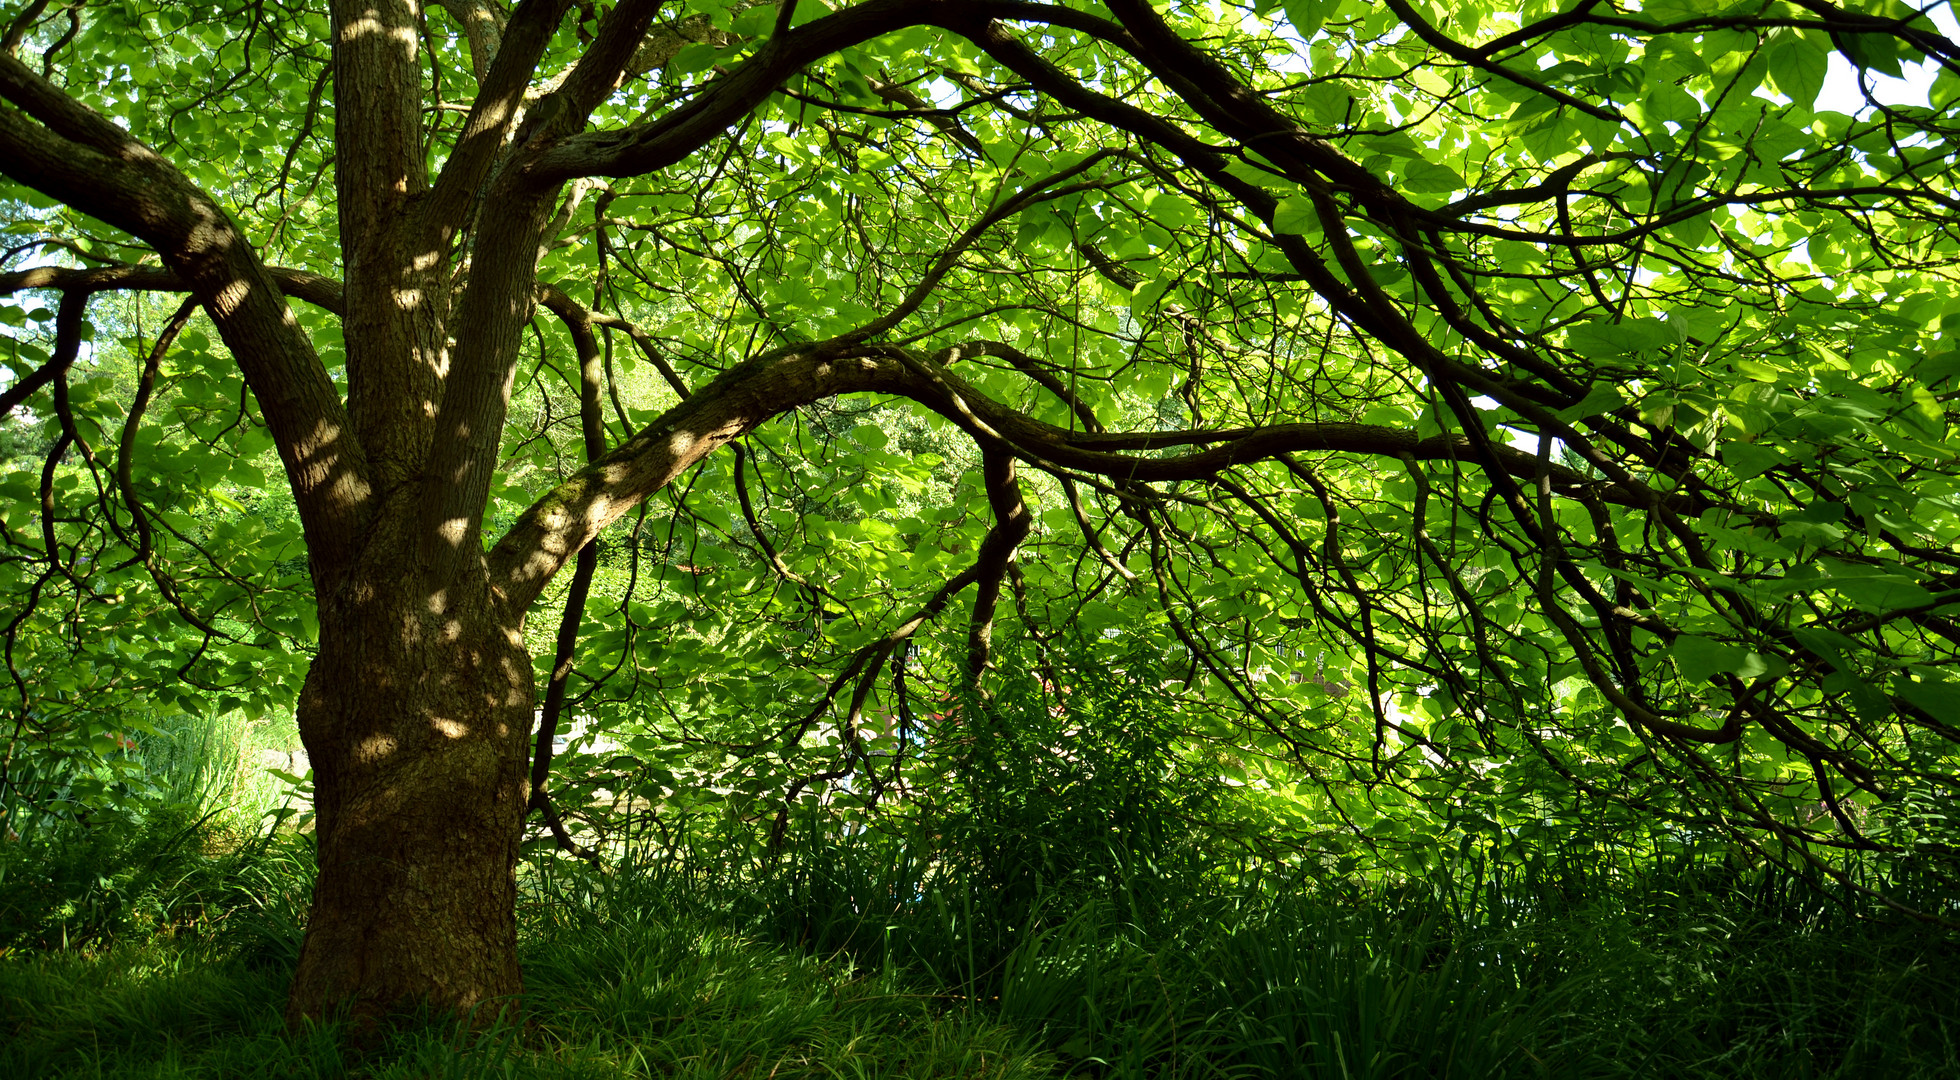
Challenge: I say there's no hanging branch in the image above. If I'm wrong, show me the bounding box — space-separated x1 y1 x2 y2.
528 286 611 865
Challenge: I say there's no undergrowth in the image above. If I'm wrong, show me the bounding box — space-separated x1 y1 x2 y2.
589 818 1960 1080
5 808 1953 1079
0 684 1954 1077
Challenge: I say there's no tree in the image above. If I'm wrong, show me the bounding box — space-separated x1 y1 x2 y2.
4 0 1959 1025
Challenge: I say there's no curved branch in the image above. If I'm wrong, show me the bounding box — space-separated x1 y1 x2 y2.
932 340 1106 433
842 150 1130 344
0 56 369 569
966 450 1031 682
1374 0 1626 125
486 334 1679 614
525 0 998 184
110 295 198 569
1 0 54 58
0 264 346 313
528 286 609 857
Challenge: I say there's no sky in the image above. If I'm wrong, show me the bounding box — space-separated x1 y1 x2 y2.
1815 1 1960 114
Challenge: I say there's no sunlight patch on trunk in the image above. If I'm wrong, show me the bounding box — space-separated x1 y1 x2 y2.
339 16 416 55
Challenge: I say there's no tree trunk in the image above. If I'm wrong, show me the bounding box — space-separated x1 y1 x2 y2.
284 524 536 1029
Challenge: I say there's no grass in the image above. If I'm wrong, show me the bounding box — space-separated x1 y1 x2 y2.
6 838 1954 1079
0 844 1060 1079
610 817 1960 1080
1 791 1956 1078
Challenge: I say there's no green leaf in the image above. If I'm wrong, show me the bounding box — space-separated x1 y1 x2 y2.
1791 626 1860 672
1933 65 1960 110
1896 676 1960 722
1818 560 1928 611
669 42 719 75
1673 635 1744 682
1399 160 1464 194
1555 384 1624 423
731 5 776 36
1720 441 1785 479
1272 195 1319 235
1764 31 1829 110
1298 82 1355 123
1130 277 1173 316
1643 0 1746 21
1280 0 1338 40
1840 31 1906 80
1914 350 1960 390
1565 317 1677 357
1671 636 1784 682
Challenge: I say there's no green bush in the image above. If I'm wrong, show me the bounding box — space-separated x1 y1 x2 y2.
0 802 225 950
0 708 307 953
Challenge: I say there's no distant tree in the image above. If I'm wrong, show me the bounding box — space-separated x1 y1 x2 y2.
4 0 1959 1027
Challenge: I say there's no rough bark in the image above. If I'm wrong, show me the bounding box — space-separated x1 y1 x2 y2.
286 505 535 1028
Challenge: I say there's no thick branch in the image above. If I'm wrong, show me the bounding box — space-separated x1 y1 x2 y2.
415 3 675 585
487 341 908 610
523 0 968 183
422 0 576 247
1 0 54 58
0 264 346 312
330 0 428 262
546 0 666 124
0 265 344 425
0 58 369 569
486 338 1677 613
435 0 505 81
